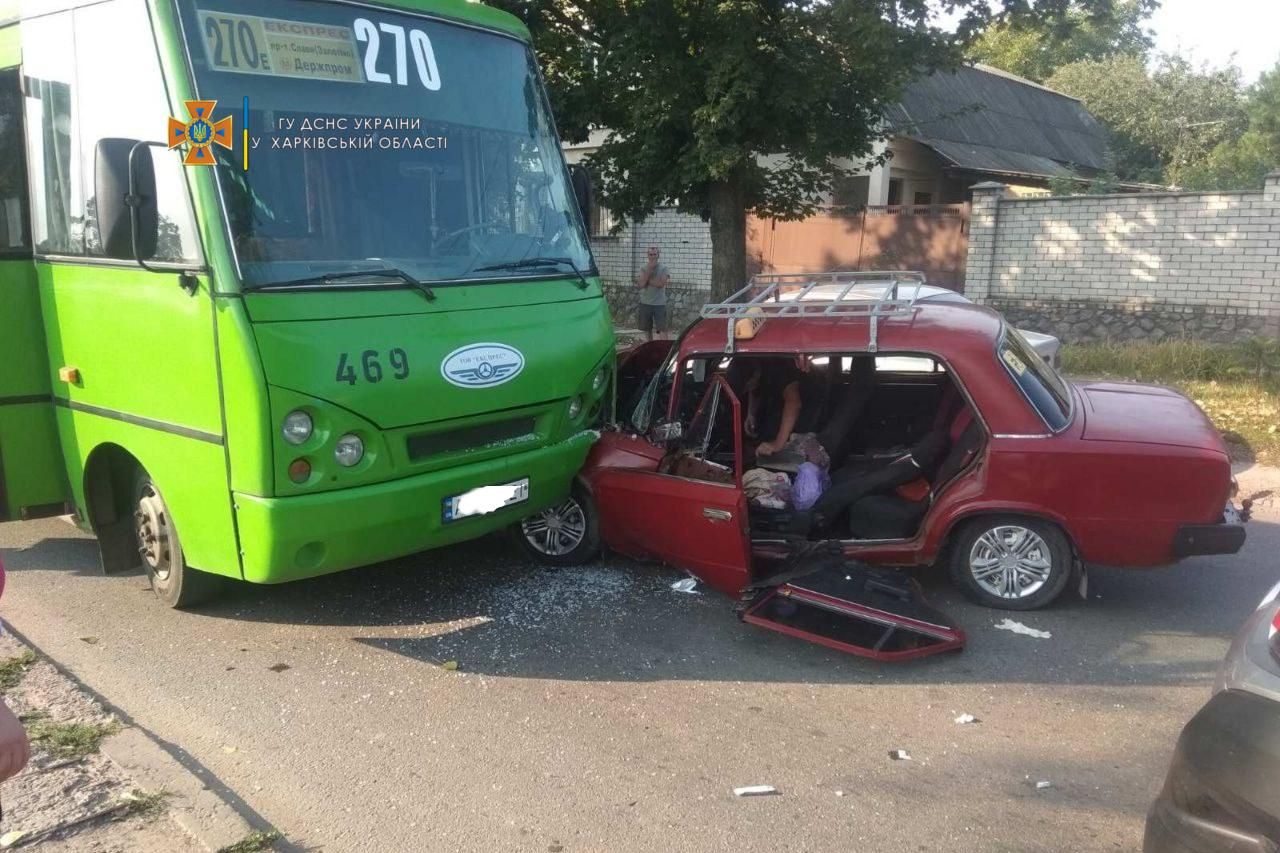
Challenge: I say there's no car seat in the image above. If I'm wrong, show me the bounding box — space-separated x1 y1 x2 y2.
807 403 980 539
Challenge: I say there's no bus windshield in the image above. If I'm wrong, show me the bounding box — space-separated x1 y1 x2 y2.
176 0 592 289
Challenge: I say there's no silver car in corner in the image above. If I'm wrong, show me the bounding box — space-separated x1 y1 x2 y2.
1145 579 1280 851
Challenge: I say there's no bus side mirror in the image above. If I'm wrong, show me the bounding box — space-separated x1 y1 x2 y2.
94 138 158 261
568 164 593 226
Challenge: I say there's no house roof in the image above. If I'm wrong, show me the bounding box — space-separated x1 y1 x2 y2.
887 63 1110 180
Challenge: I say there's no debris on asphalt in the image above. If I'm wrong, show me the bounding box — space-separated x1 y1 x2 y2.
835 790 845 797
440 660 459 671
953 713 979 725
268 663 291 673
222 745 237 754
0 831 26 848
733 785 778 797
79 637 99 645
1036 780 1053 790
888 749 912 761
670 578 699 594
994 619 1052 639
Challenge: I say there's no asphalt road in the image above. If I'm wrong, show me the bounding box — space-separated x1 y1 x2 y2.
1 492 1276 852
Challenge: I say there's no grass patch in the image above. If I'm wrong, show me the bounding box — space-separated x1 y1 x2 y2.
0 650 36 694
217 829 282 853
21 712 121 760
1061 339 1280 465
121 788 172 818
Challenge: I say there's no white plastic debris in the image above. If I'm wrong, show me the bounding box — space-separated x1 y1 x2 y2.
953 713 979 725
835 790 845 797
733 785 778 797
0 831 26 849
994 618 1052 639
888 749 912 761
1036 780 1053 790
670 578 700 594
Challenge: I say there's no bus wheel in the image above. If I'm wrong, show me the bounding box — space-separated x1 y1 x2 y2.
133 472 218 608
516 483 600 566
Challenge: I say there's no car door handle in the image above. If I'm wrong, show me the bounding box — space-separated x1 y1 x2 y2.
702 508 733 522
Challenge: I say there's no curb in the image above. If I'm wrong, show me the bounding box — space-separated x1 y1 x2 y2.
3 623 266 853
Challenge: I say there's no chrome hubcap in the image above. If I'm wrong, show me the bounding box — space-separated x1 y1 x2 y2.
521 498 587 557
134 486 174 579
969 525 1052 599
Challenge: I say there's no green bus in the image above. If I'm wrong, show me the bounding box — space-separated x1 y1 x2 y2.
0 0 613 605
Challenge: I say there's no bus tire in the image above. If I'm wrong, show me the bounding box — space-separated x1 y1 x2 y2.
515 483 601 566
132 471 219 608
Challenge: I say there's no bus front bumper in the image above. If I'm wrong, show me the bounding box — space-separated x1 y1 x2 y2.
233 431 597 584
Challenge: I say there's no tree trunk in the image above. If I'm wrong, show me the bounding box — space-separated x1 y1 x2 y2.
708 172 748 303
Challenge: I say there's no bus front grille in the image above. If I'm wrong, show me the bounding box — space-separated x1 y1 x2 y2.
405 417 538 461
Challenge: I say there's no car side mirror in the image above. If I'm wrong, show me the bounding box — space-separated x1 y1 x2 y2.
650 421 683 443
94 138 158 261
568 163 593 226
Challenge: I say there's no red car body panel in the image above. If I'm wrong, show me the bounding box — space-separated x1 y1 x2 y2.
591 302 1236 591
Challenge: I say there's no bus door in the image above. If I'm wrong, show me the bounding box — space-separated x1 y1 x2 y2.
0 48 67 521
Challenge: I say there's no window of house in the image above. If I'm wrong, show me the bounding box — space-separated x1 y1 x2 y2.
0 68 29 254
831 175 869 208
913 191 933 206
22 1 201 262
589 198 614 238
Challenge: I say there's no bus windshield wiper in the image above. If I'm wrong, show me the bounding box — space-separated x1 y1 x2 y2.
255 268 436 302
472 257 590 290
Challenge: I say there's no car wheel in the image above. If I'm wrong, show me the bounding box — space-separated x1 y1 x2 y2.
948 516 1072 611
133 471 220 608
516 483 601 566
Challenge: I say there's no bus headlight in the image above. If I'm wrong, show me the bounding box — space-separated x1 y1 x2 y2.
334 434 365 467
592 366 608 392
282 410 313 445
568 395 583 420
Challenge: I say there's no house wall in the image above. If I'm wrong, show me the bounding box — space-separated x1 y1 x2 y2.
965 175 1280 343
590 206 713 330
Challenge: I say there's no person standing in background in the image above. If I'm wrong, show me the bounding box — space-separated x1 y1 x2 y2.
635 246 670 341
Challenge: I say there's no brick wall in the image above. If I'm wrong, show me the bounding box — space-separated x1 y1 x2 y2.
591 206 712 328
965 174 1280 343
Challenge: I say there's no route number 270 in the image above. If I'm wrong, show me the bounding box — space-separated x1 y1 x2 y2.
336 349 409 385
353 18 441 90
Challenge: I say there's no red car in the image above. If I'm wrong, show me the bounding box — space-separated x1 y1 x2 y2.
519 274 1246 627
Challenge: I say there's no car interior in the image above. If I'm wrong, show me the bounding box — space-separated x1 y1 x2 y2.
646 351 985 543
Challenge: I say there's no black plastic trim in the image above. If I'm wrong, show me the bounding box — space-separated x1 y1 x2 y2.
53 398 223 445
1173 522 1247 557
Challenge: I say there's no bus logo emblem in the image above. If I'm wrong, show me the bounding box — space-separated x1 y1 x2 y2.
168 100 233 166
441 343 525 389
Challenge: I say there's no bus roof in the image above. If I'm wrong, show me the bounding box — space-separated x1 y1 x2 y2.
0 0 531 42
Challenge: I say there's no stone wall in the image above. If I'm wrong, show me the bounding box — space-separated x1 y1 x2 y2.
603 282 708 332
966 175 1280 343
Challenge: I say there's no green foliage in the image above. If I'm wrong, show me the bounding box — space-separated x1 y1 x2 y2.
1046 171 1120 196
496 0 1126 297
1061 339 1264 383
218 830 283 853
21 712 120 760
1181 64 1280 191
1047 54 1247 185
967 0 1153 83
0 651 36 694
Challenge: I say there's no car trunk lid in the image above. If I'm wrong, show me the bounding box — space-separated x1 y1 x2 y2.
1077 381 1227 453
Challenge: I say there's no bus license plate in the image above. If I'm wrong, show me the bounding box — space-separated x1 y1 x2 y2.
442 478 530 523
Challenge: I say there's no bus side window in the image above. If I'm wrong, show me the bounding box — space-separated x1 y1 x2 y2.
21 12 84 257
0 67 29 254
72 1 201 264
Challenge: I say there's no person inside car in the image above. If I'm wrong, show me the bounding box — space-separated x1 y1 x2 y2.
745 356 822 457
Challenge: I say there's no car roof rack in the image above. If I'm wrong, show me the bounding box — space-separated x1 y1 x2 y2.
700 270 928 353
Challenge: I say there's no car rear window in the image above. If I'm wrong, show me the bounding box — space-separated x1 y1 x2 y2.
998 328 1071 431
